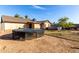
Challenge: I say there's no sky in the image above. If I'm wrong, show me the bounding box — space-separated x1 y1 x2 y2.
0 5 79 23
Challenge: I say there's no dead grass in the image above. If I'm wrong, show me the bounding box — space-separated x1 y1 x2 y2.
45 30 79 42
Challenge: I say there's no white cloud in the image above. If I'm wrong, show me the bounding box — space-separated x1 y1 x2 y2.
32 5 46 10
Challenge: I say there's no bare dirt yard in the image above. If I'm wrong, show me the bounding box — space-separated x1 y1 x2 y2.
0 30 79 53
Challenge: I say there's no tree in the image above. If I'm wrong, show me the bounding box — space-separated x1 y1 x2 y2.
66 22 75 28
58 17 69 23
53 22 58 27
32 18 36 21
58 17 75 28
25 15 28 19
14 14 20 18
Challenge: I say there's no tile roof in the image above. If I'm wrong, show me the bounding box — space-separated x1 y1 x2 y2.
1 15 32 23
1 15 52 24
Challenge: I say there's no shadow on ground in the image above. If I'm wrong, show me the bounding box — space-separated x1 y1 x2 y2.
0 33 13 40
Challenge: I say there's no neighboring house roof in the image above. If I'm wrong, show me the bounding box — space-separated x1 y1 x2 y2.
1 15 32 23
74 24 79 28
37 20 52 25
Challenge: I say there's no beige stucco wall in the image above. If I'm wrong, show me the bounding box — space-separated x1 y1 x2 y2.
34 24 40 29
3 23 24 30
44 21 51 28
1 22 51 31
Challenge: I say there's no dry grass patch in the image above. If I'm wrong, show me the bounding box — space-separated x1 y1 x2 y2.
45 30 79 42
45 30 79 52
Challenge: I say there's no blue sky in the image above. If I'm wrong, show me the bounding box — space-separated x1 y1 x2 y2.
0 5 79 23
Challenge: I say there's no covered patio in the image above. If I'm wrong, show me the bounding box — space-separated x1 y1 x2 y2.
12 28 44 40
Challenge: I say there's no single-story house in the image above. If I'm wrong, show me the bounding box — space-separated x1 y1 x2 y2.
61 24 79 30
1 15 52 31
71 24 79 30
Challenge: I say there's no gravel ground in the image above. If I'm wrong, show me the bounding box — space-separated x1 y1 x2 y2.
0 31 78 53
